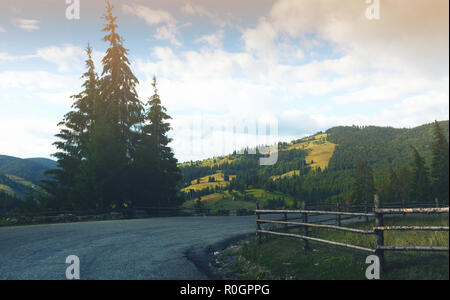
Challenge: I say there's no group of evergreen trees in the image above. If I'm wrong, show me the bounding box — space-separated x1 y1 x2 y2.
180 121 448 209
355 121 449 205
43 1 181 211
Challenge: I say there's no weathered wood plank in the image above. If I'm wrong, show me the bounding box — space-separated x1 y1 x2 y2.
375 207 449 214
257 230 376 253
255 209 375 217
374 226 449 231
257 219 374 234
378 246 449 252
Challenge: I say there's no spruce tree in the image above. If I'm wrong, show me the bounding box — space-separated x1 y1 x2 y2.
44 44 99 210
133 77 181 207
351 160 375 205
430 121 449 202
385 165 400 203
410 147 432 203
100 0 143 155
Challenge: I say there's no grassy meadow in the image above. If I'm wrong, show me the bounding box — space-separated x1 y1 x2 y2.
227 215 449 280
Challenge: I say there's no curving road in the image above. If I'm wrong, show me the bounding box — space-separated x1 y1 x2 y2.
0 216 257 280
0 213 359 280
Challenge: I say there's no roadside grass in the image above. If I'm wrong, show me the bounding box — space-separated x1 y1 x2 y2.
233 215 449 280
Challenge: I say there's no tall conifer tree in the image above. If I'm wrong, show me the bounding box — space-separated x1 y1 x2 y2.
133 77 181 207
430 121 449 201
410 147 432 203
44 44 99 210
351 160 375 205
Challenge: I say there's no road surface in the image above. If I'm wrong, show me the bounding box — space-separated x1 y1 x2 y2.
0 213 363 279
0 216 256 279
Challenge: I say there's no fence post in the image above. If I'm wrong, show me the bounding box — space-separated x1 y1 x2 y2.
283 207 288 232
435 198 439 208
301 201 309 251
365 201 369 223
256 202 261 245
336 203 341 226
374 194 385 272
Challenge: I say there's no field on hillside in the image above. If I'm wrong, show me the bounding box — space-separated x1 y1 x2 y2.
181 172 237 192
0 184 13 194
182 188 295 213
285 133 337 170
271 170 300 181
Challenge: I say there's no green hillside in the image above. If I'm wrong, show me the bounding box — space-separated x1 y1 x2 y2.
0 155 56 199
180 121 449 209
0 155 55 184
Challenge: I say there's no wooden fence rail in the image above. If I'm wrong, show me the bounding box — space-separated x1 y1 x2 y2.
255 195 449 271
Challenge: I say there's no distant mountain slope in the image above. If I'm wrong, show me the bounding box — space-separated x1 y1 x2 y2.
26 158 58 169
179 120 449 208
0 155 56 199
0 155 55 185
327 120 449 171
0 173 34 198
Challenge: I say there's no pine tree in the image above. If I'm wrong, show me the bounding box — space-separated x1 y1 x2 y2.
430 121 449 202
351 160 375 205
410 147 432 203
397 166 412 205
385 165 400 203
133 77 181 207
43 44 99 210
100 0 143 157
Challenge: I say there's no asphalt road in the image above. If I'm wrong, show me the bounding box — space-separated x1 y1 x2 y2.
0 216 257 280
0 213 366 280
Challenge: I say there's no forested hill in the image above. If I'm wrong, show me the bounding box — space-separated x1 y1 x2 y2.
0 155 56 184
179 121 449 209
327 121 449 171
0 155 56 201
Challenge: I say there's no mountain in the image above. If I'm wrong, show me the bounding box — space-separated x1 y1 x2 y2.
0 155 56 184
26 158 58 169
179 120 449 210
0 155 56 199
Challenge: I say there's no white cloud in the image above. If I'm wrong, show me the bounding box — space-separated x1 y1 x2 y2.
37 92 74 107
245 0 449 77
122 4 181 46
12 18 40 32
0 118 58 159
0 52 37 61
181 2 230 28
0 71 80 91
36 45 85 72
195 30 224 48
242 17 278 59
34 44 103 73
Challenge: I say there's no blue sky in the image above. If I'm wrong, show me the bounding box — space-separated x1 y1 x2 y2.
0 0 449 162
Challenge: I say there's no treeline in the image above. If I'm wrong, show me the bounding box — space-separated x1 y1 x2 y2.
28 1 181 212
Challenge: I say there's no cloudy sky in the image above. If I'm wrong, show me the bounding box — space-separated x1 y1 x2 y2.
0 0 448 162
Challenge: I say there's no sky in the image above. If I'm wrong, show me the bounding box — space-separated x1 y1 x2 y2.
0 0 449 162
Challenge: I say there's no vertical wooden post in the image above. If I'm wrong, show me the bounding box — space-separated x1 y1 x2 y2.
283 207 288 232
435 198 439 208
256 202 261 245
336 203 341 226
301 202 309 251
374 194 385 271
365 201 369 223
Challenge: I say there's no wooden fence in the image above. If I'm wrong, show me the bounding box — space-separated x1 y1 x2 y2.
255 195 449 270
